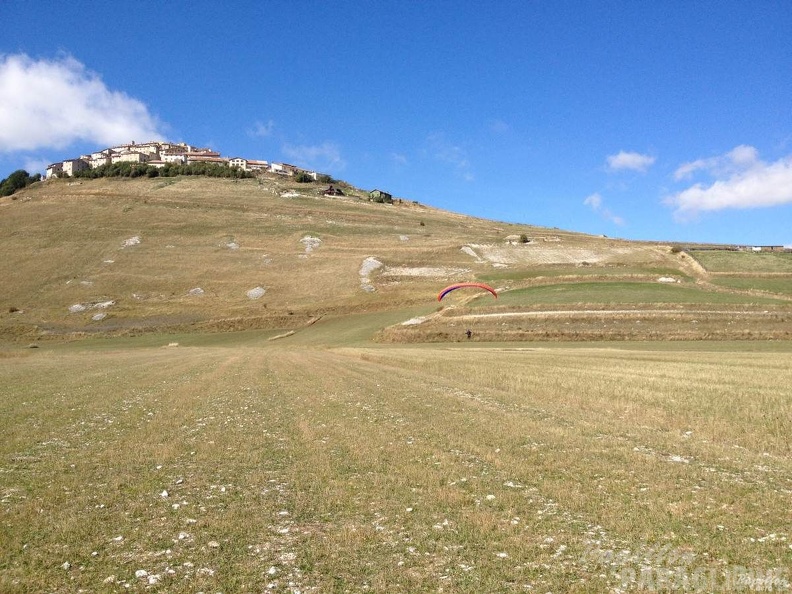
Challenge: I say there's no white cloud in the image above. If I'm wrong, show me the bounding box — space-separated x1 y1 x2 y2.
668 152 792 218
250 119 275 138
22 156 50 175
282 141 345 171
674 144 759 180
606 150 656 172
489 119 510 135
584 192 624 225
425 132 474 181
0 54 163 152
390 152 408 165
583 193 602 209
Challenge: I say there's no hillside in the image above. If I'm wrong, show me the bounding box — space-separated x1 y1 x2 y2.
2 175 791 343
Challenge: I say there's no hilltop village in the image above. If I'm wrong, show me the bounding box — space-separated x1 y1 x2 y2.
47 140 316 180
43 140 395 203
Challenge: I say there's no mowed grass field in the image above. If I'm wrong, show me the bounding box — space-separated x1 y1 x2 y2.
1 331 790 593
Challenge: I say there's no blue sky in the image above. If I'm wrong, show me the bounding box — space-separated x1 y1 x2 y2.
2 1 791 245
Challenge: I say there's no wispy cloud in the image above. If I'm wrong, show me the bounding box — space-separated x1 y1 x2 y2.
425 132 474 181
584 192 625 225
282 141 345 171
606 150 656 173
390 152 408 166
250 119 275 138
0 53 163 153
22 156 50 175
489 119 510 135
673 144 759 180
667 147 792 218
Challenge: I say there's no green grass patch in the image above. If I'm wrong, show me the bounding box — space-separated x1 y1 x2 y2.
709 276 792 296
480 266 689 282
482 281 787 306
690 250 792 273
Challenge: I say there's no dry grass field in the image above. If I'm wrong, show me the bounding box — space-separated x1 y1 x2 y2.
1 337 790 592
1 176 791 592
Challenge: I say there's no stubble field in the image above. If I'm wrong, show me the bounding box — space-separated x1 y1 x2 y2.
2 333 790 593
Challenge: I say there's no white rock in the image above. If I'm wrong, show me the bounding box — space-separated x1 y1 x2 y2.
92 313 107 321
246 286 266 300
359 257 383 277
122 236 141 248
135 569 148 578
62 561 71 570
188 287 204 296
300 235 322 253
93 300 115 309
401 316 427 326
161 490 169 498
69 303 87 313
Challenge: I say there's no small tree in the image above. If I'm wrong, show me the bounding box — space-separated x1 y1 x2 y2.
0 170 40 197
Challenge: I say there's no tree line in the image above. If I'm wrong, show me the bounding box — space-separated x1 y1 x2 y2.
71 161 255 179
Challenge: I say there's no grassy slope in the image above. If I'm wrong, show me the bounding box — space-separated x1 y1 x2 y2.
4 175 791 345
1 175 689 341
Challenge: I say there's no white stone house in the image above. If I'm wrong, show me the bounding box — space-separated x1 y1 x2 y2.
270 162 296 176
111 151 150 164
228 157 248 170
247 159 269 171
45 162 64 178
62 158 90 176
186 155 228 165
89 149 115 168
161 151 187 164
113 141 161 158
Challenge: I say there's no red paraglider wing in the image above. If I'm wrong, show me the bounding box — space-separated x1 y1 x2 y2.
437 282 498 301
